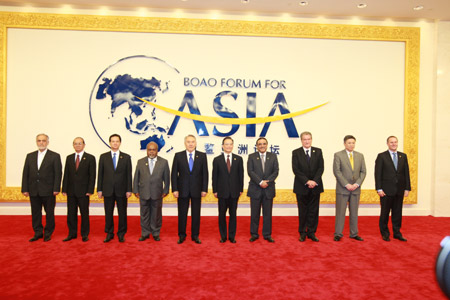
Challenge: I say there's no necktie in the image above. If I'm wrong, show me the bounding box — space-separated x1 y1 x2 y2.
76 154 80 170
189 153 194 172
306 150 310 163
113 153 117 170
150 158 154 175
393 152 398 170
261 154 265 172
226 154 231 173
349 152 354 170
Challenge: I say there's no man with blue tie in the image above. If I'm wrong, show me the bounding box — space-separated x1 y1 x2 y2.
97 134 132 243
171 135 209 244
375 136 411 242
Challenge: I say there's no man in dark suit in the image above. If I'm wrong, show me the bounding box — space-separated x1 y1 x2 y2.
61 137 96 242
247 137 279 243
292 131 324 242
133 142 170 242
375 135 411 242
21 133 62 242
212 136 244 243
97 134 132 243
171 134 208 244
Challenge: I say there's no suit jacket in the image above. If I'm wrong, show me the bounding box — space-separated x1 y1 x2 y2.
133 155 170 200
62 152 96 197
292 147 324 195
375 150 411 196
212 153 244 199
21 149 62 197
171 150 208 198
247 151 279 199
97 151 132 197
333 149 366 195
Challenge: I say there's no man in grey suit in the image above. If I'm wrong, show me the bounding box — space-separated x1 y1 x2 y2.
333 135 366 242
248 137 279 243
133 142 170 242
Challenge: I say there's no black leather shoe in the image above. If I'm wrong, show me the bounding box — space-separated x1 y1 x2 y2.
177 237 186 244
220 238 227 243
350 235 364 241
118 236 125 243
229 238 236 243
334 236 342 241
192 237 202 244
104 234 114 243
382 235 390 242
82 236 89 242
153 236 160 241
264 237 275 243
394 235 407 242
249 236 258 242
299 234 306 242
139 235 149 242
63 236 76 242
308 235 319 242
44 235 52 242
29 235 43 242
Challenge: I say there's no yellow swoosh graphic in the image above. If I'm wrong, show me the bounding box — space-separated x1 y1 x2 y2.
136 96 329 125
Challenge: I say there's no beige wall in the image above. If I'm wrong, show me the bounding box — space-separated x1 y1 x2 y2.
0 5 446 216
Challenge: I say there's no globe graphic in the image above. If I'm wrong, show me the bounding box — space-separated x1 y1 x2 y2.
89 55 181 153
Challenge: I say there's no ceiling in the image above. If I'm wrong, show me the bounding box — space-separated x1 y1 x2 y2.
1 0 450 21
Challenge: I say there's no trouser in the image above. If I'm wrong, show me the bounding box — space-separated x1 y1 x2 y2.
30 195 55 237
218 196 238 240
67 195 90 237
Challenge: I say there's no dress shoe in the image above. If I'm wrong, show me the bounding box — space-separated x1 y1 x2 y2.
82 236 89 242
299 234 306 242
44 235 52 242
103 234 114 243
350 235 364 241
220 238 227 243
153 236 160 241
229 238 236 243
63 236 76 242
394 235 407 242
308 235 319 242
118 236 125 243
249 236 259 242
139 235 149 242
334 236 342 242
382 235 390 242
192 237 202 244
29 235 43 242
177 237 186 244
264 237 275 243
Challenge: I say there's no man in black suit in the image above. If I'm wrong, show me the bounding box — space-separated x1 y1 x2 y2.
212 136 244 243
292 131 324 242
97 134 132 243
247 137 279 243
22 133 62 242
375 136 411 242
171 134 208 244
62 137 96 242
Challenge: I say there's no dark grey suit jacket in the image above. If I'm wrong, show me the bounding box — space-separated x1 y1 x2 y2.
97 151 132 197
171 150 208 198
375 150 411 196
333 149 366 195
247 151 279 199
133 156 170 200
292 147 324 195
21 149 62 197
212 153 244 199
62 152 96 197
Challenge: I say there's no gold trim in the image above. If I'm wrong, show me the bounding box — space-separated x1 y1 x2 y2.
0 12 419 205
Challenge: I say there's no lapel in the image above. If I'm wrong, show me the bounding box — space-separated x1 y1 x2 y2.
31 151 39 172
345 150 353 171
222 153 233 175
385 151 397 171
39 150 50 170
106 152 115 171
300 147 310 168
150 157 159 176
74 153 86 172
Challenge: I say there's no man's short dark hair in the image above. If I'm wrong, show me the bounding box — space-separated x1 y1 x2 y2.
109 134 121 142
222 136 233 145
344 135 356 143
256 137 268 144
387 135 398 143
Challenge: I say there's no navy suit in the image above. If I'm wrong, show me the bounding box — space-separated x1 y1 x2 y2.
171 150 208 239
375 150 411 238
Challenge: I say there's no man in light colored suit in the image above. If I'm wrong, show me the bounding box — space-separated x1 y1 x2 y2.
333 135 366 242
247 137 279 243
133 142 170 242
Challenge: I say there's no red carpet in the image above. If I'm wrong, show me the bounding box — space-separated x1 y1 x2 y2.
0 215 448 299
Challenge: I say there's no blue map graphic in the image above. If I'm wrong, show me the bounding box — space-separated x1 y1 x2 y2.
95 74 168 151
